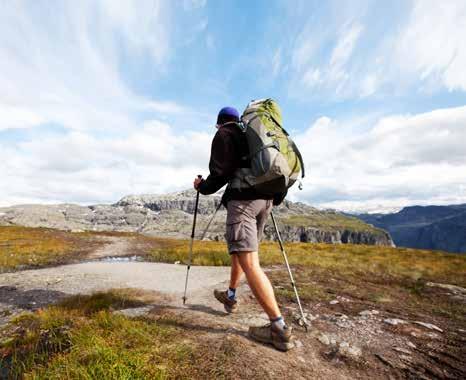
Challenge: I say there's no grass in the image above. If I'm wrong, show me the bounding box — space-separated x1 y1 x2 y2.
0 290 201 380
279 212 385 234
0 290 267 380
0 226 103 273
147 238 466 287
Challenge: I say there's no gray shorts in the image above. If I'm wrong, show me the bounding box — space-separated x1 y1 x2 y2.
225 199 273 254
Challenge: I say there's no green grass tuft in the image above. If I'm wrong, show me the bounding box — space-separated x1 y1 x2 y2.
0 290 195 380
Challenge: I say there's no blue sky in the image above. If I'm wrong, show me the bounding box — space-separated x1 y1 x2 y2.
1 0 466 212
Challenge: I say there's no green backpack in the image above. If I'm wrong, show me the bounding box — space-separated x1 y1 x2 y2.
229 98 305 195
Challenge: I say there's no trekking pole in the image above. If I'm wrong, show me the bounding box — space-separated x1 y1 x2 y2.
270 211 309 332
182 175 202 305
199 202 223 241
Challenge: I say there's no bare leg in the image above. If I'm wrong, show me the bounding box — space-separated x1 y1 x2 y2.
236 251 281 319
229 254 243 289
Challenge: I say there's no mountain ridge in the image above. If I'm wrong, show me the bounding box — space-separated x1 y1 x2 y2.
0 189 394 246
355 204 466 253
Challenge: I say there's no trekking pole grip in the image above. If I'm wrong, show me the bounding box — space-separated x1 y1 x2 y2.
191 176 202 239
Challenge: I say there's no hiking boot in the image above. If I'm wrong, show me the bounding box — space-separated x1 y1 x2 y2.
214 289 238 313
248 323 294 351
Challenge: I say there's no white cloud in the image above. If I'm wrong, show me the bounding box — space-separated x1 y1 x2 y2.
329 23 363 73
271 48 282 77
2 97 466 211
293 22 364 96
0 120 213 206
0 1 182 133
360 74 378 97
0 1 217 207
292 39 318 73
0 105 44 130
291 105 466 212
302 68 321 87
206 34 215 50
98 0 170 64
287 0 466 99
395 0 466 92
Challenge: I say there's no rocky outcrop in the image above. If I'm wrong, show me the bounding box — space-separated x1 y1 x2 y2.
0 190 394 246
116 191 220 215
262 225 393 246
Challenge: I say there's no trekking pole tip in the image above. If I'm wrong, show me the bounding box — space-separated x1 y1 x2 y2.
301 318 310 332
182 296 187 305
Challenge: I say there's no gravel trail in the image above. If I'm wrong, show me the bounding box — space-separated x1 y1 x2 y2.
0 237 231 326
0 261 230 296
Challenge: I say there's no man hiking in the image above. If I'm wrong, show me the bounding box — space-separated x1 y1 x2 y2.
193 106 294 351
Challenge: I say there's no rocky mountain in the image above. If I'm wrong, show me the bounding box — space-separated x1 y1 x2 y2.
0 190 394 246
355 204 466 253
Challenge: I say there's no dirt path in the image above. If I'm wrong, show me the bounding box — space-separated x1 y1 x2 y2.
0 232 231 321
86 236 134 260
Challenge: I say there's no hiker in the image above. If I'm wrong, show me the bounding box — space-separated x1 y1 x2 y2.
193 106 294 351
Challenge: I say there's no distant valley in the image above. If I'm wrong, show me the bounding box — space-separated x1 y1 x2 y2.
355 204 466 254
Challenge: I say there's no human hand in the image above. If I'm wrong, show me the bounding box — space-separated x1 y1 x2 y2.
193 176 203 190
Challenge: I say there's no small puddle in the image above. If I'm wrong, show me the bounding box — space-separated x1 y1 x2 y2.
97 255 145 263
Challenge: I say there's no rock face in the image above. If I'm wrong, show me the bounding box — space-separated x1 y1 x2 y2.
356 204 466 253
0 190 393 246
262 224 392 245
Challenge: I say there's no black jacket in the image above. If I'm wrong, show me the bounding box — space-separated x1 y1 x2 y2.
198 123 285 206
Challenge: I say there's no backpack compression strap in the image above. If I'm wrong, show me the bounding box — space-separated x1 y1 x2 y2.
290 139 305 178
267 113 306 179
241 141 280 161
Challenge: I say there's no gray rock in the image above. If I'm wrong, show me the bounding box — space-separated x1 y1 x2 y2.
336 321 353 329
338 343 362 360
413 321 443 332
293 312 315 327
337 296 351 302
359 309 379 317
393 347 412 355
113 306 152 318
317 333 331 345
400 354 412 362
384 318 407 326
426 282 466 295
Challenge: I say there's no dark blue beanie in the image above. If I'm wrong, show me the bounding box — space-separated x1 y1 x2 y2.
217 106 240 124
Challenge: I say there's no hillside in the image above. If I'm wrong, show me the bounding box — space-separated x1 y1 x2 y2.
0 190 394 246
0 226 465 379
356 204 466 253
